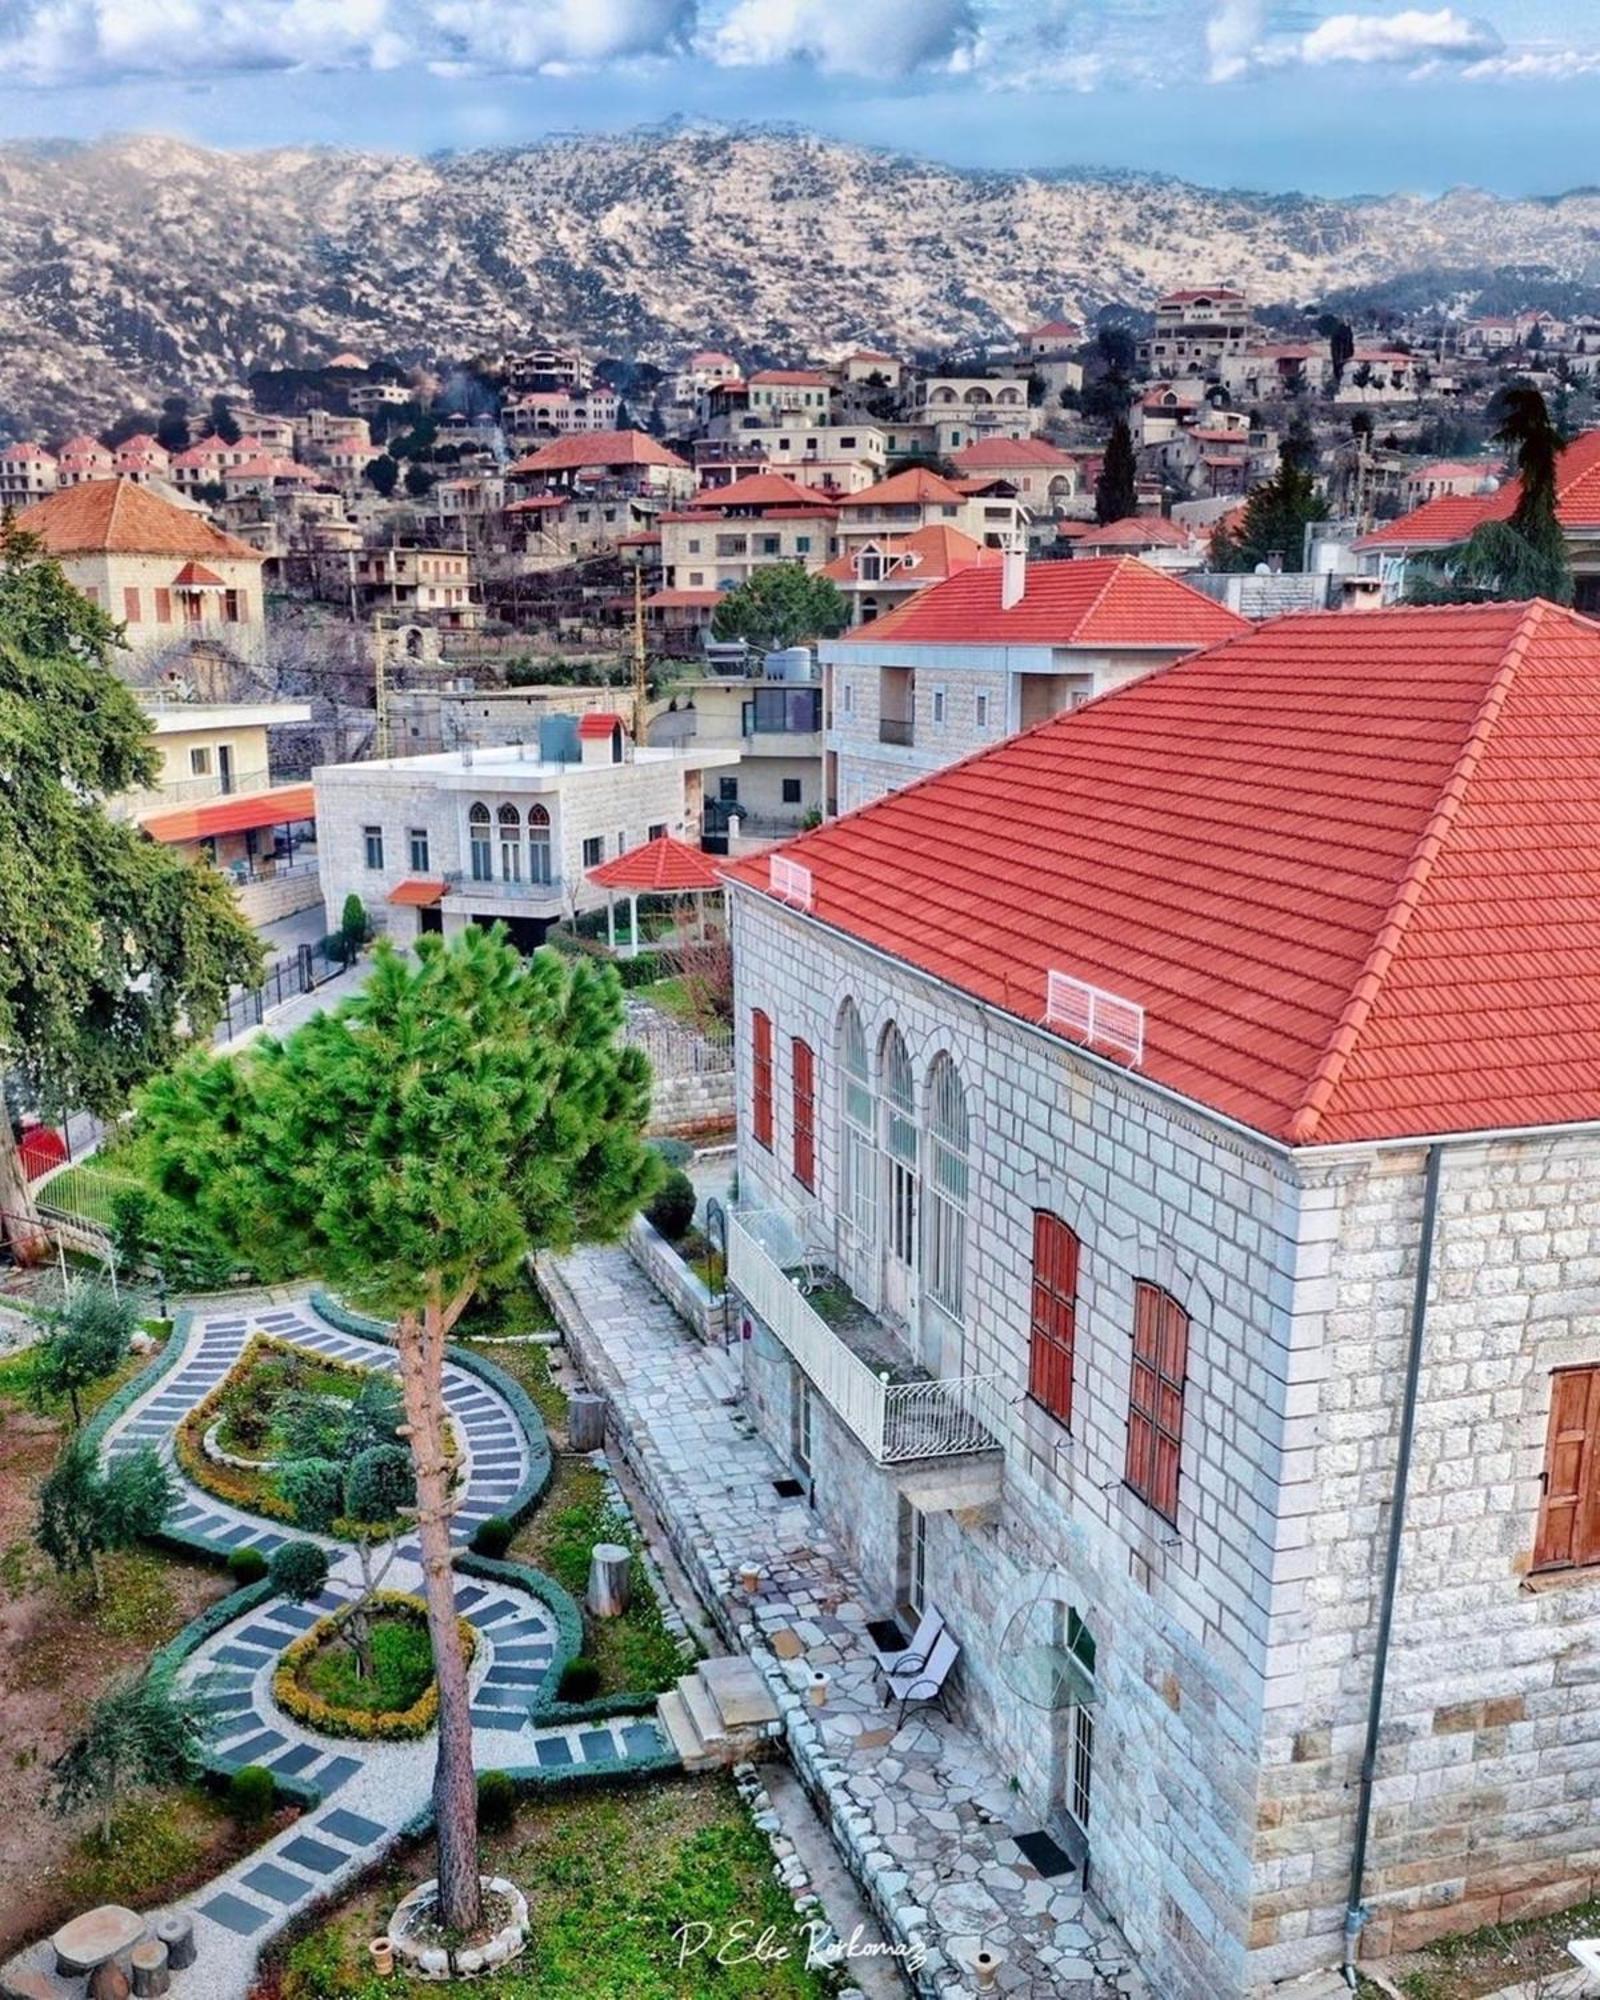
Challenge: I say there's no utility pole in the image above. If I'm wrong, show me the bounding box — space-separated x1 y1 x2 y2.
373 619 391 762
631 559 648 744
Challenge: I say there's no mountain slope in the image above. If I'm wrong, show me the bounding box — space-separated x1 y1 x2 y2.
5 125 1600 435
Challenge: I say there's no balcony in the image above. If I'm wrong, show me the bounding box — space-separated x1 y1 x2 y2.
729 1209 1007 1495
444 870 564 906
878 717 915 747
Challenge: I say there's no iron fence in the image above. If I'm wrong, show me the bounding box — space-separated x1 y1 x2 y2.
623 1016 734 1078
211 939 353 1044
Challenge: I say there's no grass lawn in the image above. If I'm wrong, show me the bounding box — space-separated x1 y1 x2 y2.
1358 1893 1600 1999
265 1775 835 2000
638 975 698 1023
452 1268 557 1345
298 1609 435 1716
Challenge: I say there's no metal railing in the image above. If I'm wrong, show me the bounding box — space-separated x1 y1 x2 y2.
109 765 278 819
443 870 564 905
728 1211 1006 1464
211 939 352 1043
878 718 915 747
624 1017 733 1077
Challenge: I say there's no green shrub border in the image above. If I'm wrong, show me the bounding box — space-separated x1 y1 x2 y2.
272 1591 479 1742
311 1290 553 1527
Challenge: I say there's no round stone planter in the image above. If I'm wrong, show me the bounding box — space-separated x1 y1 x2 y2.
388 1877 529 1980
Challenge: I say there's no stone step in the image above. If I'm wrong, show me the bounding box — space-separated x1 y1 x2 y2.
700 1654 781 1734
678 1669 728 1752
656 1687 720 1773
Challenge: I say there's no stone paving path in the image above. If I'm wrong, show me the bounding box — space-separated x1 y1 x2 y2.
2 1293 670 2000
541 1244 1145 2000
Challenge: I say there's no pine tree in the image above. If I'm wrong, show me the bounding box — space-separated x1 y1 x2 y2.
710 565 848 654
133 927 659 1933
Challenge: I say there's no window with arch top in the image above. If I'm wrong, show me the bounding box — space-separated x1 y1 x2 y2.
839 1001 875 1243
925 1052 969 1319
468 801 492 882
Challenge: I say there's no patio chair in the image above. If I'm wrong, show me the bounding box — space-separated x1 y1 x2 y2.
883 1628 960 1728
868 1601 945 1687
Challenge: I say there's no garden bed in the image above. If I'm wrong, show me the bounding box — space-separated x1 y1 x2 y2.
1359 1892 1600 2000
273 1593 479 1742
0 1340 245 1955
174 1334 434 1539
256 1774 834 1999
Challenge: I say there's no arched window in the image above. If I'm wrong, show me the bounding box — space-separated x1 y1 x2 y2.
468 801 492 882
838 1002 875 1244
880 1025 918 1287
497 801 521 882
925 1053 969 1319
527 801 552 885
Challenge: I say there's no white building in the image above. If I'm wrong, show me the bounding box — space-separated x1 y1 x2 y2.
722 596 1600 2000
312 718 738 952
823 552 1247 812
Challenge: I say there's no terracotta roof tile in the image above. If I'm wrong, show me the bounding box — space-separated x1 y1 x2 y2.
14 479 263 563
1358 426 1600 549
731 600 1600 1145
508 431 689 474
587 832 722 891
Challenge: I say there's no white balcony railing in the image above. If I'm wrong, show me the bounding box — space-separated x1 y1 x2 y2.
729 1211 1007 1465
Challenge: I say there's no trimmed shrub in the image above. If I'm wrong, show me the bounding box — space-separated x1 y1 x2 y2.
471 1516 514 1560
645 1169 697 1243
229 1765 276 1825
477 1768 516 1833
558 1656 601 1702
648 1138 693 1169
269 1540 331 1603
226 1546 269 1586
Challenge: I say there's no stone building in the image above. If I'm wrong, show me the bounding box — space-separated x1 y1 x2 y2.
822 552 1247 814
312 716 737 951
722 599 1600 2000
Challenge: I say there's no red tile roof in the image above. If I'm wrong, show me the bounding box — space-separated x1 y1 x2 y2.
1358 426 1600 549
15 479 262 562
950 438 1079 473
388 877 447 908
587 832 723 892
140 783 314 845
508 431 689 474
647 589 722 610
1024 320 1085 341
1158 287 1247 305
731 600 1600 1145
822 523 999 586
1076 516 1200 549
171 561 226 587
749 370 832 387
577 711 626 739
838 467 969 509
687 471 835 512
833 556 1246 650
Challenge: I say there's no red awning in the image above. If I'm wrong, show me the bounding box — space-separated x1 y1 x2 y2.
388 877 448 908
140 782 315 845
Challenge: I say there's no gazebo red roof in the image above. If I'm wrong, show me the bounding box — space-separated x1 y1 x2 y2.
586 832 723 893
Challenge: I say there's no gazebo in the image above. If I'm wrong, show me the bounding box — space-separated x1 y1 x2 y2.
585 832 725 958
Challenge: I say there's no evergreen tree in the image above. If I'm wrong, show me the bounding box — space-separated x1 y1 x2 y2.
208 395 243 446
365 455 400 498
133 927 659 1933
1094 419 1138 526
1210 428 1329 573
1406 386 1572 605
710 565 848 654
0 526 260 1256
155 396 190 454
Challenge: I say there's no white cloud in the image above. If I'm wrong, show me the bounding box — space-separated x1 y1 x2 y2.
1300 7 1501 67
0 0 693 83
1206 0 1270 82
1460 46 1600 81
705 0 977 76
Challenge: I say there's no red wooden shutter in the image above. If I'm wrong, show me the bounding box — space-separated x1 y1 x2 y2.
792 1038 816 1190
1126 1282 1187 1524
751 1009 774 1150
1027 1212 1080 1426
1533 1368 1600 1572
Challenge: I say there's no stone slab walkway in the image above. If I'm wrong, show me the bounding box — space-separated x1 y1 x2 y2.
2 1293 670 2000
540 1244 1145 2000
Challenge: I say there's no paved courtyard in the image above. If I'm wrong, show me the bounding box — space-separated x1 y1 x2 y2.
541 1243 1145 2000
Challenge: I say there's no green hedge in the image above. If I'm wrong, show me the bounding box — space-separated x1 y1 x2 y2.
310 1290 554 1527
147 1575 276 1684
455 1551 583 1704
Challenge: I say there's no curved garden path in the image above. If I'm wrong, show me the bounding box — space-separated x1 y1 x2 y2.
2 1293 674 2000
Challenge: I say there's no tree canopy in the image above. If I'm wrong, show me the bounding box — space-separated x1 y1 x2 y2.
0 525 260 1250
1094 419 1138 526
48 1672 207 1846
1406 385 1572 605
709 564 848 655
1210 429 1329 573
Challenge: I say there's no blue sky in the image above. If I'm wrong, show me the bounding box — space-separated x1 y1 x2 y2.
1 2 1596 196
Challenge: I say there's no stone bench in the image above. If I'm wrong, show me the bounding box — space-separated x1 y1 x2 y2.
51 1906 145 1980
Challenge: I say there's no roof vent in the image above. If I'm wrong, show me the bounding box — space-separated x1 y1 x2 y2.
1044 971 1144 1066
770 856 813 909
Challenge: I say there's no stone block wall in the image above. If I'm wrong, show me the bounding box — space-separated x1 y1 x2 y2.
729 884 1305 2000
1251 1134 1600 1981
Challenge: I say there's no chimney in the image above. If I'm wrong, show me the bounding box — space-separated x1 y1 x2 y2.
1001 542 1027 611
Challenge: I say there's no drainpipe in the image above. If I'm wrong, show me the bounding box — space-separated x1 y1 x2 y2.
1342 1139 1443 1988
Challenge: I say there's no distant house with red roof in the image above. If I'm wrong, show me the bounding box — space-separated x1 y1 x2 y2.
822 523 1000 626
949 438 1082 520
506 429 695 502
1356 426 1600 613
822 552 1248 811
722 595 1600 2000
14 477 266 659
835 465 1026 556
0 439 57 505
1142 284 1253 377
653 471 841 638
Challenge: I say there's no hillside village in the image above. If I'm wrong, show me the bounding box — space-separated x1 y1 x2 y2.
3 231 1600 2000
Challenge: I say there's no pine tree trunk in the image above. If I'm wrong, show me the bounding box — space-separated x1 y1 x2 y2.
395 1300 482 1936
0 1117 50 1266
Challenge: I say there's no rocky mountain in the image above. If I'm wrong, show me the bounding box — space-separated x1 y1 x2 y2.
6 124 1600 437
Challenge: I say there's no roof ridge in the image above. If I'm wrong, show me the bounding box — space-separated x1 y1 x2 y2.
1285 596 1551 1144
1076 555 1133 640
